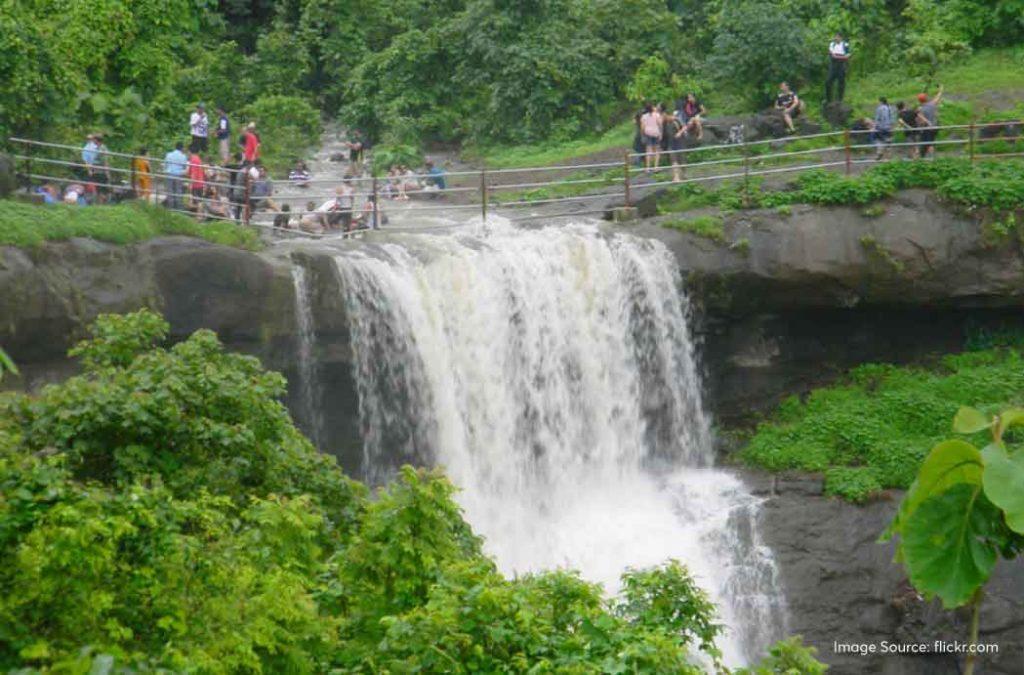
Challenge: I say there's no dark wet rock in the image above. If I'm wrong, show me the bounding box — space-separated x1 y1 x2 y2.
823 102 853 128
748 471 1024 674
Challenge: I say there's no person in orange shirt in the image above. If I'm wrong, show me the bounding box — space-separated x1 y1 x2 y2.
131 148 152 201
187 152 206 209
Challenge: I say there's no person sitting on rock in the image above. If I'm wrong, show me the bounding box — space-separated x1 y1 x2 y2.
775 82 801 134
679 93 706 140
289 160 311 188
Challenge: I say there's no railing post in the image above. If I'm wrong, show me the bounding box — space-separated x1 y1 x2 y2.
24 141 33 192
623 151 631 207
372 174 379 230
480 167 488 222
969 119 976 164
844 129 852 175
742 141 751 208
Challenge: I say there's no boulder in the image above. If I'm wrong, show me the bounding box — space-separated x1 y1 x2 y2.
822 101 853 128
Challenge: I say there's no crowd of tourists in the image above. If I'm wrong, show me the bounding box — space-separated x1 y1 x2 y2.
632 31 948 179
55 103 451 234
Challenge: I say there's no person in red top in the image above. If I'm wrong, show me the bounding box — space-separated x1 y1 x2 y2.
242 122 261 163
187 152 206 208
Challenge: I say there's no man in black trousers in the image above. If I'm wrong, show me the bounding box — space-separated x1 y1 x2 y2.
825 32 850 103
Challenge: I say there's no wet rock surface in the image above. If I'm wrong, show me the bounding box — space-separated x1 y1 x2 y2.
739 470 1024 674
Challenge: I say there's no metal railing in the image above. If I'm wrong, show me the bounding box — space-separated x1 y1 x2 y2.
8 119 1024 238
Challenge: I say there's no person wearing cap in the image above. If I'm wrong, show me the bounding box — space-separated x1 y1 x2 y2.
189 103 209 153
825 32 850 103
917 86 943 158
242 122 261 164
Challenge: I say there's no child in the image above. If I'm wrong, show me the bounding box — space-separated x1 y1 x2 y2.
273 204 292 229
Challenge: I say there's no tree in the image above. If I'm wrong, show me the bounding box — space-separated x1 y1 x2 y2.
707 1 817 107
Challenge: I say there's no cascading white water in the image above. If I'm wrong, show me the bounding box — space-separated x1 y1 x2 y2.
333 221 787 666
291 266 326 447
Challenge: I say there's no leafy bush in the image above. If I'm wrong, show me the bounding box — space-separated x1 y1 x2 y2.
741 348 1024 500
1 309 826 672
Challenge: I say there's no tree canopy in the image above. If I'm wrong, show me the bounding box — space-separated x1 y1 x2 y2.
3 0 1023 151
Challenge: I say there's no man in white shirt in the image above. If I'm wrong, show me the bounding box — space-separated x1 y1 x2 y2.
189 103 209 153
825 32 850 103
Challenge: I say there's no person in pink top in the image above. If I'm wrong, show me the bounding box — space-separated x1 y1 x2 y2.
639 103 663 172
187 152 205 208
242 122 261 163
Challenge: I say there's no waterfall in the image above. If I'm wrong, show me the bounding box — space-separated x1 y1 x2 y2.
291 265 325 447
333 221 787 665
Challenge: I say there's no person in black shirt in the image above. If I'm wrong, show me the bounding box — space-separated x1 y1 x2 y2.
680 93 706 140
775 82 800 134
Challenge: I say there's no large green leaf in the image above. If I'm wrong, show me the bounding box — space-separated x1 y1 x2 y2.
902 483 999 608
952 406 992 434
982 444 1024 534
881 439 983 542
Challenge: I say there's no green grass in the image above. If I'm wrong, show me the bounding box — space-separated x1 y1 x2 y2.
661 215 724 241
835 47 1024 126
739 347 1024 502
468 121 634 169
0 200 262 250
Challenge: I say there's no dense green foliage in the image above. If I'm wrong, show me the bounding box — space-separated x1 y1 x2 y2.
0 310 823 672
0 200 261 250
741 347 1024 502
5 0 1024 155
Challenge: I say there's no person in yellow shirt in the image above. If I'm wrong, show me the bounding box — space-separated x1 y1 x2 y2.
132 148 152 201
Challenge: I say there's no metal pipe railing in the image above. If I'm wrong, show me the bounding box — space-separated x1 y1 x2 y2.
9 120 1023 233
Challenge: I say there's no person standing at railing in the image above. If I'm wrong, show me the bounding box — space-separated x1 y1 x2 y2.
825 32 850 103
187 151 205 210
917 86 943 159
639 103 662 172
896 102 920 159
95 135 112 203
190 104 209 153
872 97 894 160
131 148 152 201
81 134 100 178
215 107 231 163
163 142 188 210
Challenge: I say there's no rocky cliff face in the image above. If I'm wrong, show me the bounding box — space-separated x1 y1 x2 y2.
627 189 1024 423
741 471 1024 674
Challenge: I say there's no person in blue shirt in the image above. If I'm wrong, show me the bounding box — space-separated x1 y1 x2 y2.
81 135 99 176
425 161 446 191
163 142 189 210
